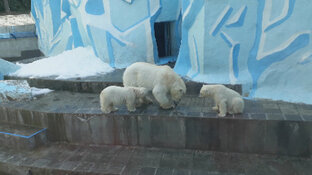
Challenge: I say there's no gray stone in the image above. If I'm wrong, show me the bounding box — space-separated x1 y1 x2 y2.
266 113 284 120
284 114 303 121
114 115 138 146
228 120 265 154
0 122 47 150
279 103 299 115
173 169 191 175
127 148 162 169
298 109 312 116
302 115 312 121
243 100 264 114
250 113 266 120
272 121 310 156
74 161 95 173
58 161 80 171
0 106 8 122
88 115 115 145
148 116 186 148
159 150 194 170
156 167 173 175
46 113 67 142
185 118 220 150
138 167 157 175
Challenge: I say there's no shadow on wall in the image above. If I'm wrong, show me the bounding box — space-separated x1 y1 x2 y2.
0 0 31 14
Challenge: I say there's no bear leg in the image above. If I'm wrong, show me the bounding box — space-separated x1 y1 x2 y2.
153 86 175 109
101 106 112 114
126 100 136 112
218 100 227 117
100 99 113 113
212 106 218 111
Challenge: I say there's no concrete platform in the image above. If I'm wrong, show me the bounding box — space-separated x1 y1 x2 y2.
5 69 242 95
0 122 47 150
0 17 42 61
0 91 311 157
0 143 311 175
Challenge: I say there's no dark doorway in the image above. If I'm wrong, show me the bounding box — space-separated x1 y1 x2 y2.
154 22 172 58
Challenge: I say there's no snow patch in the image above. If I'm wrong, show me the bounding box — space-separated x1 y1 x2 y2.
0 14 34 26
11 47 114 79
0 80 32 102
31 87 53 97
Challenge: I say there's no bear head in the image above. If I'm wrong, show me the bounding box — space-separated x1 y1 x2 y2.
199 85 214 97
132 87 149 98
170 79 186 103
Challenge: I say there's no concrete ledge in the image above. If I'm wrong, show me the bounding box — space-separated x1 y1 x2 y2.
5 70 242 95
0 122 47 150
0 91 310 157
0 24 38 59
0 37 38 58
0 143 310 175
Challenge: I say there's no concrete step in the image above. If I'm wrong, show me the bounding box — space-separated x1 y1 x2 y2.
0 122 47 150
0 91 311 157
0 24 39 60
0 143 311 175
5 69 242 95
2 49 43 62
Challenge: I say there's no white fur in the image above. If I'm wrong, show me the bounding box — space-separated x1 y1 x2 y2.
99 86 149 113
199 84 244 117
123 62 186 109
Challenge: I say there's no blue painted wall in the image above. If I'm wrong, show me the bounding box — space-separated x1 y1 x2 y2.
174 0 312 104
32 0 312 104
31 0 181 68
0 59 20 77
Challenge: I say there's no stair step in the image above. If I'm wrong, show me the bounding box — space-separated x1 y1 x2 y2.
0 23 38 60
0 143 310 175
0 122 47 150
2 49 43 62
4 70 242 95
0 91 311 157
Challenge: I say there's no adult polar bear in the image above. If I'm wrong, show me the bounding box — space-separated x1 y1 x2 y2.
123 62 186 109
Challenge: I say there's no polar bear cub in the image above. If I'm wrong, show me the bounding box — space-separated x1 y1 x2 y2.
199 84 244 117
100 86 150 113
123 62 186 109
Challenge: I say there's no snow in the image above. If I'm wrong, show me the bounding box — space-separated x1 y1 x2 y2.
0 14 34 26
0 80 32 102
11 47 114 79
31 87 53 96
0 80 54 103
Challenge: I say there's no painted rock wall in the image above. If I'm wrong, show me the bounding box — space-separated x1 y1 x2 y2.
175 0 312 104
0 58 20 80
31 0 181 68
0 80 32 103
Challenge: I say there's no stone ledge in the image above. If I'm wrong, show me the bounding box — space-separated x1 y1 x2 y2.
0 143 311 175
0 122 47 150
0 91 311 157
5 71 242 95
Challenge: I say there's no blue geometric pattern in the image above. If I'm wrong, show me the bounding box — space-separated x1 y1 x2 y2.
31 0 312 104
174 0 312 104
31 0 181 68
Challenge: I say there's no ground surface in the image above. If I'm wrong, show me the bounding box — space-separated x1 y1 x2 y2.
0 143 311 175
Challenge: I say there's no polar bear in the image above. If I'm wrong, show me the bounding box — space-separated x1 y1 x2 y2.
199 84 244 117
100 86 150 113
123 62 186 109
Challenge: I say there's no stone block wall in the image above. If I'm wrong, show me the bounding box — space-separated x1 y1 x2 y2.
0 0 31 14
